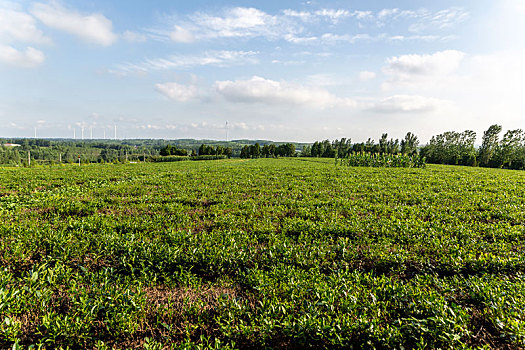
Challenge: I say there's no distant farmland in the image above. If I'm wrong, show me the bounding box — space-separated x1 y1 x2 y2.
1 158 525 349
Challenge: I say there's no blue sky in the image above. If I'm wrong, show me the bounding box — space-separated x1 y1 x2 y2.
1 0 525 142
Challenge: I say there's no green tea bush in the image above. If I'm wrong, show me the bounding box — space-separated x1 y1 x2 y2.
0 158 524 348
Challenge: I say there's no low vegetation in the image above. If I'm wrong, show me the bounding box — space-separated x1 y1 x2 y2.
1 158 525 348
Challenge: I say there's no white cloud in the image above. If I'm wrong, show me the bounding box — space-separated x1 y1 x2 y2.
122 30 146 43
383 50 465 85
115 50 258 74
188 7 277 40
284 34 317 44
368 95 445 113
282 9 312 21
352 11 373 20
157 7 354 43
0 44 44 67
214 76 355 108
321 33 373 43
150 6 466 46
0 4 50 44
284 32 374 45
0 2 48 67
314 9 351 23
155 82 198 101
31 2 117 46
170 25 195 43
283 8 350 23
318 33 455 44
364 7 468 31
359 71 376 81
408 7 469 32
377 8 400 20
390 35 456 42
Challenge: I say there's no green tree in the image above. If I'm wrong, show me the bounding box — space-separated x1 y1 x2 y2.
379 133 388 154
494 129 525 169
240 145 250 159
321 140 335 157
479 124 502 167
250 143 261 158
262 144 270 158
268 144 276 158
311 141 322 157
224 147 233 158
457 130 477 166
301 145 311 157
401 132 419 155
285 143 296 157
387 138 400 154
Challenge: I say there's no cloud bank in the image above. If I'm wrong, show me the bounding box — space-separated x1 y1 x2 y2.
215 76 356 108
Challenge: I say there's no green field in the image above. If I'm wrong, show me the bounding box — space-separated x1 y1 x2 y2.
1 158 525 349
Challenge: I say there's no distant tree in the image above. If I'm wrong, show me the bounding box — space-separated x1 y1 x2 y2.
276 143 295 157
198 144 215 156
301 145 311 157
311 141 322 157
457 130 477 166
240 145 250 159
100 148 119 163
479 124 502 167
160 144 170 156
379 133 388 154
250 143 261 158
365 138 375 153
353 143 365 153
224 147 233 158
262 144 270 158
494 129 525 169
387 138 400 154
321 140 335 157
160 144 188 156
285 143 296 157
421 130 476 166
401 132 419 155
333 138 352 158
268 144 276 158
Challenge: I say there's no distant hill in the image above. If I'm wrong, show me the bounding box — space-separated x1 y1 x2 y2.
0 138 311 164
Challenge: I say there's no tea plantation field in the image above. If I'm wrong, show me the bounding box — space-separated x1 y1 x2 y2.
1 158 525 349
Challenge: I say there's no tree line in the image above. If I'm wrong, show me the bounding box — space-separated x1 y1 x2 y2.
422 125 525 169
303 132 419 158
4 125 525 170
197 144 233 158
240 143 296 158
307 125 525 170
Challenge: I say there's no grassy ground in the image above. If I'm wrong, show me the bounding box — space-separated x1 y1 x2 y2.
1 158 525 349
